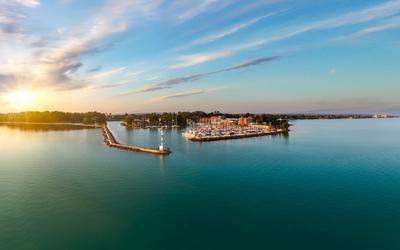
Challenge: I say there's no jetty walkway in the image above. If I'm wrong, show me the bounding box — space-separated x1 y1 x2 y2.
0 121 171 155
102 124 171 155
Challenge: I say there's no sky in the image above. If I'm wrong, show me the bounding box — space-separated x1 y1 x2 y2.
0 0 399 114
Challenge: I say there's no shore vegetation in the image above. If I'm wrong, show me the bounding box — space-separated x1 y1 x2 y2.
0 111 107 124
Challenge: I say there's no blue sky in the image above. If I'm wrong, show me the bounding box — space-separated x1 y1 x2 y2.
0 0 399 114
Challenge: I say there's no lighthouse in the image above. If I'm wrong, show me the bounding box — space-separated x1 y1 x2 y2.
159 130 165 151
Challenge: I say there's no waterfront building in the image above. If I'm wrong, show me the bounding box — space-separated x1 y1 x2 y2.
225 118 239 126
239 117 253 126
373 114 388 118
210 116 224 123
246 117 253 125
196 117 239 128
239 117 247 126
132 118 144 127
249 123 271 129
199 117 211 124
210 116 225 128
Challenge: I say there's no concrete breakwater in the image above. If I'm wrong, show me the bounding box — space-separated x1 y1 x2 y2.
102 125 171 155
189 130 289 142
0 121 171 155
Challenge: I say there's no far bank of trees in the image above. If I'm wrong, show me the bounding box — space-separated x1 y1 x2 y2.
120 111 290 129
0 111 107 124
115 111 384 129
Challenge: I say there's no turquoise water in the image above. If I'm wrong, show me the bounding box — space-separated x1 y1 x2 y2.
1 119 400 250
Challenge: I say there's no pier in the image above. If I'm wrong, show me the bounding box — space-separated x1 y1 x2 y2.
189 130 287 141
102 124 171 155
183 125 289 142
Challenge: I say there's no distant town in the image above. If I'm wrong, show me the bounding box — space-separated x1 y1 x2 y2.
110 111 396 129
0 111 395 126
180 116 289 141
0 110 397 144
116 111 396 141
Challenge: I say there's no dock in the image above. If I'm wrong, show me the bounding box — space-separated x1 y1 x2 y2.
183 125 289 142
0 121 103 128
102 124 171 155
189 130 287 141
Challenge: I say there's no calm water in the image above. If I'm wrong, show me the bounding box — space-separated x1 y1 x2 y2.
1 119 400 250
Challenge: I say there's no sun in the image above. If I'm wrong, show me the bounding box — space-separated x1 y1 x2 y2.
7 90 34 110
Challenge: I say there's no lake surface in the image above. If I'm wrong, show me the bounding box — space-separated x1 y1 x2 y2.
1 119 400 250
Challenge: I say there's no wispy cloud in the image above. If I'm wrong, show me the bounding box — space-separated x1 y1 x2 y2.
14 0 40 8
91 79 136 89
43 0 162 91
122 56 279 96
223 56 279 72
133 85 172 94
315 0 400 29
87 67 127 81
145 75 161 81
222 0 280 20
170 0 234 23
87 68 142 89
0 0 38 39
87 66 102 73
0 0 163 92
151 87 225 102
169 50 234 69
175 12 279 51
169 38 267 69
156 89 206 100
0 73 15 91
335 16 400 41
170 1 400 68
149 73 211 88
175 0 281 42
123 71 143 78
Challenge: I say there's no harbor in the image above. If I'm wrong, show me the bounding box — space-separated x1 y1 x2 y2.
182 115 289 141
183 127 287 141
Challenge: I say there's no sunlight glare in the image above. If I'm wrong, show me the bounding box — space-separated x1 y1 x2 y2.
7 90 34 109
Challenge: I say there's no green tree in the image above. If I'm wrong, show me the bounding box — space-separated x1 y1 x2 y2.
124 114 134 125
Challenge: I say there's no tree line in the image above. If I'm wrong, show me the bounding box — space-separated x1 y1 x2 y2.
116 111 387 128
0 111 107 124
120 111 290 129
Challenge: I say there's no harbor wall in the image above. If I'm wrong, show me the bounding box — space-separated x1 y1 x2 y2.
190 130 289 142
102 125 171 155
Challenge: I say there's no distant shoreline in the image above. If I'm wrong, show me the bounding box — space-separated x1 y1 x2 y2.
112 116 399 123
0 122 102 128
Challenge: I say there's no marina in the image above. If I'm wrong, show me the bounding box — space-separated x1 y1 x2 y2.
181 115 289 141
182 126 287 141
